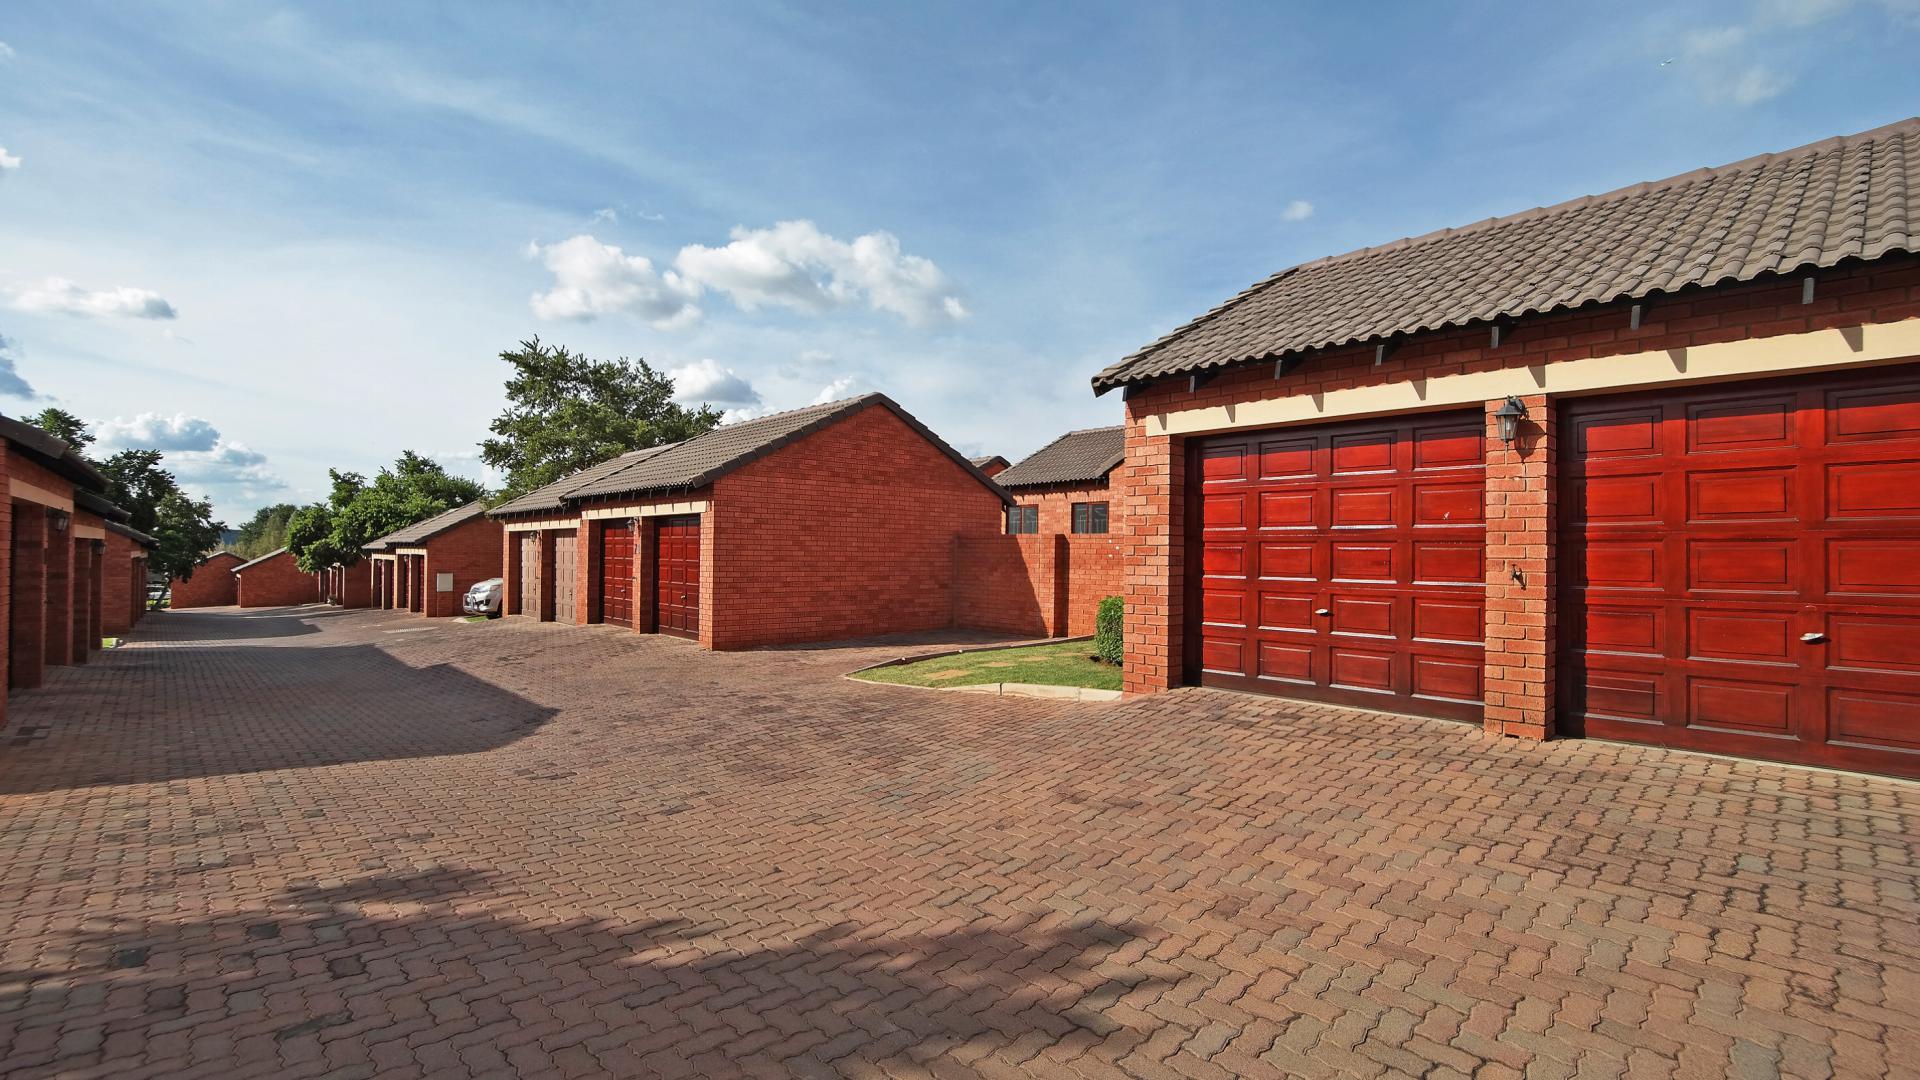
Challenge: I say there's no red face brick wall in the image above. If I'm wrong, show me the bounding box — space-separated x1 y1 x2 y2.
710 405 1007 649
234 551 316 608
101 532 141 636
1 445 11 725
411 516 504 618
1118 255 1920 724
953 535 1062 637
171 553 242 608
563 491 713 630
323 563 373 608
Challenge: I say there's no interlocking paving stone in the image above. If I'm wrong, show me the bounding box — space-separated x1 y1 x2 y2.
1 605 1917 1078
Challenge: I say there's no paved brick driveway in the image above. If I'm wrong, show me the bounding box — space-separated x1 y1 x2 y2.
2 607 1917 1079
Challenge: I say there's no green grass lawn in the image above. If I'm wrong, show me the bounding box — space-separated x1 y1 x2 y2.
855 640 1122 691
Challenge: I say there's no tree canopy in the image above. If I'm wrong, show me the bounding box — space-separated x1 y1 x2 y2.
27 407 93 451
286 455 486 572
480 338 721 501
93 449 223 582
232 503 301 560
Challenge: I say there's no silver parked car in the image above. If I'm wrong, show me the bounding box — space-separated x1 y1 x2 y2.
463 578 503 618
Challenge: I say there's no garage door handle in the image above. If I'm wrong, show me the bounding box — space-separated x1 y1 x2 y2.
1315 608 1331 617
1800 632 1829 644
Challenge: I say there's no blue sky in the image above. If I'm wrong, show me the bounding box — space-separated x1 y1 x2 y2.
1 1 1917 522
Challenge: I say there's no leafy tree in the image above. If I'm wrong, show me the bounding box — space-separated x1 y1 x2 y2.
480 338 721 501
149 491 226 584
97 449 181 536
287 456 485 572
27 408 93 451
232 503 301 559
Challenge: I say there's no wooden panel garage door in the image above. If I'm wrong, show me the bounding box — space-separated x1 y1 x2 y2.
656 515 700 639
601 522 635 629
1190 410 1486 721
518 534 538 616
553 532 578 624
1561 367 1920 778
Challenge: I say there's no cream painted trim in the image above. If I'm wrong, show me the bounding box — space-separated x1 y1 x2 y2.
9 478 74 511
72 524 106 540
581 500 707 521
369 553 398 562
395 547 429 556
502 517 578 533
1148 320 1920 437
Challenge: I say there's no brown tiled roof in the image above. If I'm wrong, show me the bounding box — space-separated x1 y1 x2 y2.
488 443 682 518
233 547 289 573
1093 117 1920 392
994 426 1125 489
0 414 109 491
364 502 489 552
969 454 1009 472
565 394 1010 504
106 520 157 548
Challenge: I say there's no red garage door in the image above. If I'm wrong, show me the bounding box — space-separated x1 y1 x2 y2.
656 515 700 639
1561 367 1920 778
1190 411 1486 721
601 522 635 628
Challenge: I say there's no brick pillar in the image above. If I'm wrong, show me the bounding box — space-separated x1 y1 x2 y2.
636 519 657 633
580 520 600 625
87 541 105 653
44 513 73 667
1483 394 1555 739
538 531 556 622
1120 418 1182 695
69 538 90 665
9 505 45 690
1047 532 1069 637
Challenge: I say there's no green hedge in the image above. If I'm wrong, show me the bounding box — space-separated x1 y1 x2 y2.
1094 596 1123 666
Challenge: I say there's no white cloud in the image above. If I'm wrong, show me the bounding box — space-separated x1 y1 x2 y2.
10 277 178 319
810 376 858 405
1727 65 1790 105
1281 200 1314 222
668 357 761 406
0 335 34 399
589 206 619 225
95 411 222 452
0 147 19 174
171 440 284 490
526 235 701 327
0 41 13 60
674 220 969 325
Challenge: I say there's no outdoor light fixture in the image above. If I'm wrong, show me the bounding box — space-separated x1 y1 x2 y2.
49 510 69 533
1495 396 1529 445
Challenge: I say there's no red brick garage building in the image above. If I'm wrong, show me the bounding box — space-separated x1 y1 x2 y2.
232 547 317 608
365 503 501 618
1095 119 1920 779
170 551 242 608
2 414 124 725
492 394 1010 648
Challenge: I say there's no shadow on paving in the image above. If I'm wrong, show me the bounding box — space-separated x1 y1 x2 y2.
0 869 1168 1076
141 607 331 641
0 642 558 795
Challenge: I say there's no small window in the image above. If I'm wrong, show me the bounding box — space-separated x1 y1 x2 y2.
1005 505 1039 534
1071 502 1109 534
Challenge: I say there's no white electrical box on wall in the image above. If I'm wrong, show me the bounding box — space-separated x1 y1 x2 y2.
436 573 454 592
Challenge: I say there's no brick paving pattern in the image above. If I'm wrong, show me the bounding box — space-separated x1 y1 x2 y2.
2 607 1917 1078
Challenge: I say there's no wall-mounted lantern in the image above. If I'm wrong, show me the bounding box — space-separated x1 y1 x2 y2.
1495 396 1530 445
49 510 69 533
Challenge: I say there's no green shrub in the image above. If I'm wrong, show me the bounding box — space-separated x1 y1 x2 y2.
1093 596 1123 666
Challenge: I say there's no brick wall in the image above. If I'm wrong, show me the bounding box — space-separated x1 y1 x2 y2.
101 532 141 635
172 552 242 608
1118 254 1920 728
235 550 316 608
1 445 10 726
324 563 373 608
954 534 1061 637
413 516 503 618
709 405 1006 649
